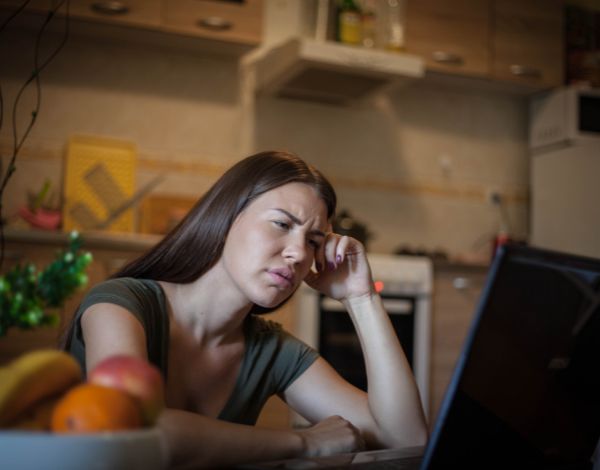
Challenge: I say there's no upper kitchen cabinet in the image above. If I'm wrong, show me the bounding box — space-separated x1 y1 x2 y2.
0 0 54 11
67 0 162 29
0 0 263 51
405 0 491 78
162 0 263 46
491 0 564 89
405 0 564 90
0 0 160 24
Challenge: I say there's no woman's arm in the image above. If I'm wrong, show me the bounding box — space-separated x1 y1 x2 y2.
292 234 428 449
80 303 364 468
160 410 362 468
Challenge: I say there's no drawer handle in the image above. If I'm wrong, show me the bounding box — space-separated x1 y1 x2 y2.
196 16 233 31
453 277 470 290
509 64 541 78
432 51 463 65
91 1 130 15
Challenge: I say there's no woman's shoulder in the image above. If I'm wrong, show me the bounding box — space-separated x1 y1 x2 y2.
245 315 316 353
79 277 163 315
87 276 155 292
246 315 284 335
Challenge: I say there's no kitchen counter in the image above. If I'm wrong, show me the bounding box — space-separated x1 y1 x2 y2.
3 227 161 252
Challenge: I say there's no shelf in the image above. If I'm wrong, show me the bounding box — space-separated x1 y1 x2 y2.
244 37 424 105
4 227 160 252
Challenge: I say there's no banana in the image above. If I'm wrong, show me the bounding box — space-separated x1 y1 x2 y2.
7 394 62 431
0 349 82 427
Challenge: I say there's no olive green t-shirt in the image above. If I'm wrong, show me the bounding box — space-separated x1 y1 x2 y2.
68 277 319 425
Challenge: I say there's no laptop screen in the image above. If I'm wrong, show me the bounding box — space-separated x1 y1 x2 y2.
423 244 600 469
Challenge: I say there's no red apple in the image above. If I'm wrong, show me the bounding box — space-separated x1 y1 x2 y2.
88 355 165 425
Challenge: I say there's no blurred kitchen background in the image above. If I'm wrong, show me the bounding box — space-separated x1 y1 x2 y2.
1 0 599 429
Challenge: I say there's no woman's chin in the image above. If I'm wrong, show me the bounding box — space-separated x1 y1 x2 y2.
253 288 297 310
254 297 284 309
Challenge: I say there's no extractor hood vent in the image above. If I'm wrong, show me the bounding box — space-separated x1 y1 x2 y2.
244 38 424 106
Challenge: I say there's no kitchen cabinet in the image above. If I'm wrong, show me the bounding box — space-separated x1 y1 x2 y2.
405 0 491 77
405 0 564 89
0 0 263 49
67 0 161 29
429 262 489 426
0 0 49 10
162 0 263 46
491 0 564 89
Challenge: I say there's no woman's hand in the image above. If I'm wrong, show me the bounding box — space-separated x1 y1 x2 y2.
295 415 365 458
304 233 374 301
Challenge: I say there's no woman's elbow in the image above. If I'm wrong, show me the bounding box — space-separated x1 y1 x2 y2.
382 421 428 449
407 423 428 447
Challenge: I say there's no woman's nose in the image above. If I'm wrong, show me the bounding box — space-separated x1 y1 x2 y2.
283 237 310 265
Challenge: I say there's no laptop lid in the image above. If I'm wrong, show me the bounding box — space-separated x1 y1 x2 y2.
422 244 600 469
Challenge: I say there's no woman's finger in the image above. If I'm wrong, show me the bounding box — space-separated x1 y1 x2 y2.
334 235 352 266
323 233 340 270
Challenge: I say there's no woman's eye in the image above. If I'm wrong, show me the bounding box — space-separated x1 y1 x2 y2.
308 239 321 250
273 220 290 230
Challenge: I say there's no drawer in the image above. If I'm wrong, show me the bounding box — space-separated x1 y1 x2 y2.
68 0 162 28
162 0 262 45
0 0 55 12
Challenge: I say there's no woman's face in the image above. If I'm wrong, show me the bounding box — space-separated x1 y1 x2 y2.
221 182 329 308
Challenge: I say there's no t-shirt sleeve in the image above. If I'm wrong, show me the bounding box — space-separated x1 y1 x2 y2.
248 318 319 393
68 278 153 376
258 319 320 393
74 278 149 343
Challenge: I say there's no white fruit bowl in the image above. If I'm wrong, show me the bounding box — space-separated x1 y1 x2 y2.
0 428 165 470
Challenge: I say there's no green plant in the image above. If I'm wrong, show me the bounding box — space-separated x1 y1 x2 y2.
0 231 92 337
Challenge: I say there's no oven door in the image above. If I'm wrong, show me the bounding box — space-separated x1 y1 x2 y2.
318 294 416 391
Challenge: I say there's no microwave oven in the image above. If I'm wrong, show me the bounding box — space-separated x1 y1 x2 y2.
529 85 600 151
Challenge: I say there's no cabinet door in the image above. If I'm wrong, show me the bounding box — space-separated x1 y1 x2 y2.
0 0 55 14
430 266 488 426
68 0 161 28
162 0 263 46
405 0 491 77
491 0 564 88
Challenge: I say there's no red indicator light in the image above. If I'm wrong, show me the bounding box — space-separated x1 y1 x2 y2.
374 281 384 293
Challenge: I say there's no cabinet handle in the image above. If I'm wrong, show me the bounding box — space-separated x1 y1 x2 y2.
91 1 130 15
432 51 463 65
453 277 470 290
509 64 541 78
196 16 233 31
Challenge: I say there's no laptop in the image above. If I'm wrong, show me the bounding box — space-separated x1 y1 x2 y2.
245 244 600 469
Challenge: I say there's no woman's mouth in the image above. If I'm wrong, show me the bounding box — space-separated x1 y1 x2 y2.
267 268 294 288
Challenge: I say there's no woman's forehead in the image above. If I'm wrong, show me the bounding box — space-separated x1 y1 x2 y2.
248 183 328 223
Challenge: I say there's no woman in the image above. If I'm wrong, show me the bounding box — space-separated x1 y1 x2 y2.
62 150 427 468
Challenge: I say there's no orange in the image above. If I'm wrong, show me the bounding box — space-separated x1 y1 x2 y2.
51 383 143 433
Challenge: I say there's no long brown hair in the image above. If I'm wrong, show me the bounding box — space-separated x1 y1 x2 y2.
61 151 336 347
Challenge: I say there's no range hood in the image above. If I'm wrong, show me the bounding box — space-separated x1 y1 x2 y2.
243 37 424 105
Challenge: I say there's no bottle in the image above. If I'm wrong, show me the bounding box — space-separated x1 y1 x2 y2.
337 0 362 45
360 0 377 48
378 0 406 52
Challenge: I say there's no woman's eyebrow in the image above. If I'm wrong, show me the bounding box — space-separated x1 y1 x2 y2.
273 208 326 237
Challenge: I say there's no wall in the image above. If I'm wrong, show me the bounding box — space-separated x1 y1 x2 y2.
1 19 529 260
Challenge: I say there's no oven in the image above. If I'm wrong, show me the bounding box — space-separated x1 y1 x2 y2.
292 253 433 419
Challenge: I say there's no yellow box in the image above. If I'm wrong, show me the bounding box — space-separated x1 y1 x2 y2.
63 135 136 232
